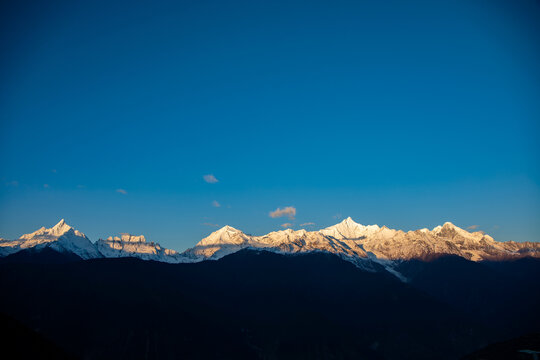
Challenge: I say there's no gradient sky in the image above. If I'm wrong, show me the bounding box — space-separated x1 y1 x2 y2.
1 0 539 251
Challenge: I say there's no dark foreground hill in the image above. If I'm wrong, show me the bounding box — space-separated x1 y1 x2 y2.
0 249 539 359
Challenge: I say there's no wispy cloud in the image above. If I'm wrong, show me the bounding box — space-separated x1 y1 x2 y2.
212 200 221 207
51 169 57 173
269 206 296 220
5 180 18 187
467 225 480 230
202 222 219 227
116 189 127 195
332 213 342 220
43 184 50 188
203 174 218 183
77 185 86 189
300 222 315 227
281 223 293 228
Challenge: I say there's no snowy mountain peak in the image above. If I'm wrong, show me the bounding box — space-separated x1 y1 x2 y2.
342 216 354 224
335 217 360 228
19 219 82 240
50 219 73 234
196 225 248 247
214 225 244 236
96 233 185 263
219 225 240 233
106 234 146 243
1 219 100 260
1 217 539 270
432 222 469 238
320 217 380 240
431 222 459 233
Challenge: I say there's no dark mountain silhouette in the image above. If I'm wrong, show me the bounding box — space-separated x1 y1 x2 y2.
0 246 82 264
0 249 538 359
397 255 540 341
462 333 540 360
0 312 76 359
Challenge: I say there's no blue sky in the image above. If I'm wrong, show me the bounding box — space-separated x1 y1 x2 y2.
1 0 539 250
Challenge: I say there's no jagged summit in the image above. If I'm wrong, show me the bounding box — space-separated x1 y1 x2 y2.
184 217 539 266
50 219 74 235
19 219 85 240
320 217 381 240
106 234 147 243
1 217 539 271
96 233 183 263
54 218 67 228
196 225 249 248
432 222 459 232
1 219 100 259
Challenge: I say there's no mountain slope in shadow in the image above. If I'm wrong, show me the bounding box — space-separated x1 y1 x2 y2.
397 255 540 343
0 249 490 360
0 312 76 359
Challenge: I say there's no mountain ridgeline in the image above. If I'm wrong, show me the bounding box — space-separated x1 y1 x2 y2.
0 219 539 359
1 218 538 272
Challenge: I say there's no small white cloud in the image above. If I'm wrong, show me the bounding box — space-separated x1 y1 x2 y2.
116 189 127 195
467 225 480 230
300 222 315 227
212 200 221 207
202 222 219 227
203 174 218 183
269 206 296 220
281 223 293 228
43 184 50 188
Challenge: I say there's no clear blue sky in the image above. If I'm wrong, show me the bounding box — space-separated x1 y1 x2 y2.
1 0 539 250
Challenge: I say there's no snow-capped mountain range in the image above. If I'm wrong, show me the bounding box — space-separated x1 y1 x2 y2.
0 219 101 259
95 234 185 263
1 218 538 274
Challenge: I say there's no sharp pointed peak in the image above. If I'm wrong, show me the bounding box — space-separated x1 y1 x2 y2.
54 218 66 226
215 225 242 233
51 218 72 231
18 218 86 240
335 216 359 226
333 217 380 229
